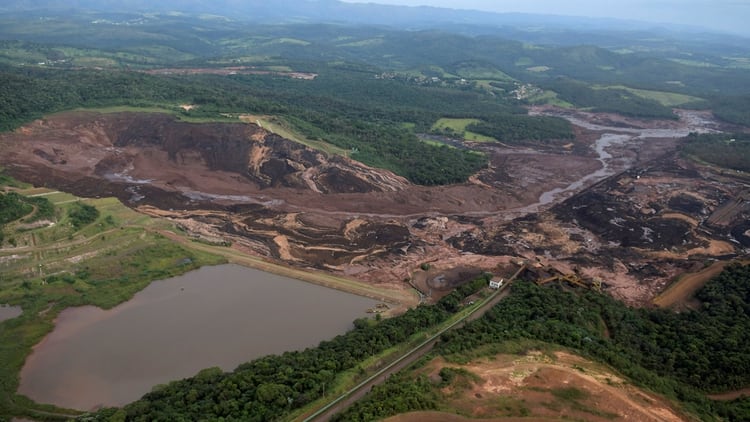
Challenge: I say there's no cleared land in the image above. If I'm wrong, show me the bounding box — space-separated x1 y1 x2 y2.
393 350 688 422
431 118 497 142
654 260 750 309
239 114 348 156
594 85 703 107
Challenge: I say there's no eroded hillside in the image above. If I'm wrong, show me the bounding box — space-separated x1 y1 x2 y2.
1 109 746 305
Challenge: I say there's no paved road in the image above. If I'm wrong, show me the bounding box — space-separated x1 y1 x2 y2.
302 266 525 422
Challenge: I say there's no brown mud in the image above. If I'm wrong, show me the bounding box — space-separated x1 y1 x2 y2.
1 108 746 306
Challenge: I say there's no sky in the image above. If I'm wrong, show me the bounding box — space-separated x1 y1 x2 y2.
341 0 750 35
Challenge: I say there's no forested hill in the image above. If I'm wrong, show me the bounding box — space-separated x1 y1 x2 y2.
338 264 750 421
2 14 749 185
0 0 687 34
1 15 748 98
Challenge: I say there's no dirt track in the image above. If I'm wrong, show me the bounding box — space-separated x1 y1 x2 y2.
396 351 690 422
1 108 747 306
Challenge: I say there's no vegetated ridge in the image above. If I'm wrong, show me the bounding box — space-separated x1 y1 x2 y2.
1 8 750 421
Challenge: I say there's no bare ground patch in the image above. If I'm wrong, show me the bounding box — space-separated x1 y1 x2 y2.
653 260 749 309
0 109 744 308
411 351 690 422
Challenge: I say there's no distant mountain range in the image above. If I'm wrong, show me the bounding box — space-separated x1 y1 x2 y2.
0 0 703 35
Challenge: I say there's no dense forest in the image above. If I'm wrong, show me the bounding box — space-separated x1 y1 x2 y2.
682 132 750 172
2 16 750 187
331 372 438 422
338 264 750 421
92 277 490 421
541 78 677 119
710 95 750 127
0 67 200 131
2 63 607 185
465 114 573 143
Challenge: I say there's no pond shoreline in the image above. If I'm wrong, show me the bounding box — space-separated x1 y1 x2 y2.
18 264 379 411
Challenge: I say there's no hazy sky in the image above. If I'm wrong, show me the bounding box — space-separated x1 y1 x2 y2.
341 0 750 35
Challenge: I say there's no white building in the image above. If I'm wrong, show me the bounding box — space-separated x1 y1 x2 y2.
489 278 504 289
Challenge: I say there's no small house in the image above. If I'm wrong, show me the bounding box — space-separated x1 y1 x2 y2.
489 278 504 289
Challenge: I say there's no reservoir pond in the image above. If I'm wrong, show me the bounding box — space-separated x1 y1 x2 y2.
18 264 378 410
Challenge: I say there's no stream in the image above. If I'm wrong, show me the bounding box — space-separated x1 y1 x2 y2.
516 109 720 214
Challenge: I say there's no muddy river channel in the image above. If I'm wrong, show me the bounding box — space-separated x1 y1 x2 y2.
519 109 718 213
18 264 378 410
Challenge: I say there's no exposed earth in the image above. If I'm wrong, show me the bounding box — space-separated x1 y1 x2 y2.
387 350 689 421
1 107 748 306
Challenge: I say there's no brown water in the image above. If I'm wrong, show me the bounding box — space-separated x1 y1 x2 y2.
18 264 378 411
512 109 720 216
0 304 22 322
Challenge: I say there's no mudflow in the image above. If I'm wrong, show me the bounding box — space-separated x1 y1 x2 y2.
1 109 747 306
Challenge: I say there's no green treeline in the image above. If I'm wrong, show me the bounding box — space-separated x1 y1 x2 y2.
0 192 32 225
542 78 677 119
0 192 54 243
0 66 497 185
190 71 512 184
434 264 750 420
25 196 54 221
67 202 99 229
0 67 202 131
339 265 750 421
93 277 489 421
465 114 574 143
331 373 438 422
682 132 750 172
281 114 487 185
709 95 750 127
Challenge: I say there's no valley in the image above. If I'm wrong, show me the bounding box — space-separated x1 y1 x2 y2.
1 106 743 309
1 3 750 420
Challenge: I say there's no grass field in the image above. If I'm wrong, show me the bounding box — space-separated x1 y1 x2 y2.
338 38 384 48
0 41 187 69
0 184 226 419
74 105 241 123
264 37 311 46
240 114 349 156
594 85 703 107
454 66 514 81
1 177 418 419
431 118 497 142
526 90 575 108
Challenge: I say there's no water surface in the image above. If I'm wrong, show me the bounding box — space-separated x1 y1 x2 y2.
518 109 719 212
19 264 377 410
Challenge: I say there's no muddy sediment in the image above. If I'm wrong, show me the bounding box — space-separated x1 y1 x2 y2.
1 109 746 305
